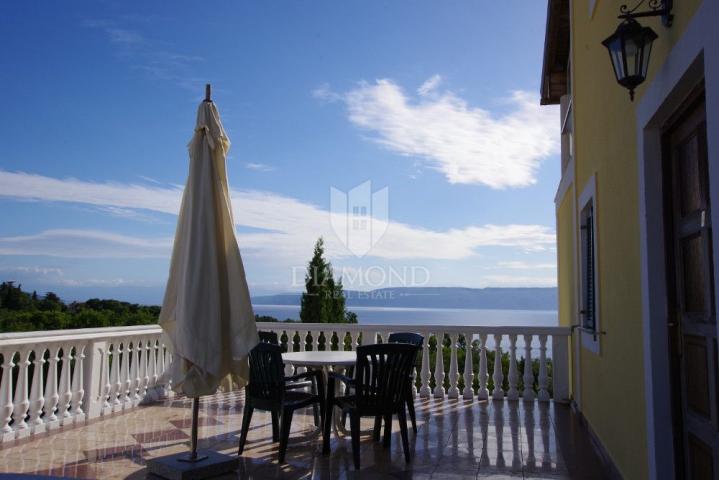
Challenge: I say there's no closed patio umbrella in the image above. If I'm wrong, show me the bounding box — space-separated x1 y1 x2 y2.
150 85 258 477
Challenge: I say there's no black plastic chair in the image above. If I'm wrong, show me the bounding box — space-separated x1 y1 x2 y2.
376 332 423 436
323 343 420 469
238 342 325 463
258 330 320 427
343 332 424 436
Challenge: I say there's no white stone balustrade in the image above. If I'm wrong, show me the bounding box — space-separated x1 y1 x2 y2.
0 325 172 443
0 322 570 444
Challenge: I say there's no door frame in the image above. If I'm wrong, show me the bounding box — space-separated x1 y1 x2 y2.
637 2 719 478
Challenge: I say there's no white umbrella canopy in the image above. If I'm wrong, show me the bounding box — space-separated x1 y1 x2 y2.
159 92 258 398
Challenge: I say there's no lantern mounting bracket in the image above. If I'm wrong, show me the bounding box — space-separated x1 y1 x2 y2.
618 0 673 27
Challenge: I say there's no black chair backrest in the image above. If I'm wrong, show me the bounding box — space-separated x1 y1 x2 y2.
354 343 419 410
247 342 285 402
258 331 279 345
387 332 424 346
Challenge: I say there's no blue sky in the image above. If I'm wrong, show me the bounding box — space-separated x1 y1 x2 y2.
0 1 559 303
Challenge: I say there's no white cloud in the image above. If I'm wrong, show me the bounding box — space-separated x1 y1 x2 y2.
0 170 555 263
495 261 557 270
417 74 442 96
245 162 275 172
319 77 559 188
0 229 171 259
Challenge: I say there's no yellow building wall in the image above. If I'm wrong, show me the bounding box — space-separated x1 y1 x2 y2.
567 0 703 478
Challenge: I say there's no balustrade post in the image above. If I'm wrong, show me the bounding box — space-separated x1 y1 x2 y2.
12 348 31 435
507 335 519 400
462 332 474 400
433 332 446 399
552 334 570 402
491 334 504 400
0 349 14 438
537 335 550 401
477 334 489 400
448 333 460 399
29 348 46 429
523 335 535 400
85 340 109 418
419 333 431 398
43 345 60 424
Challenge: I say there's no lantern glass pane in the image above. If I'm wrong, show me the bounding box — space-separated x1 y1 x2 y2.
608 38 624 80
625 37 640 77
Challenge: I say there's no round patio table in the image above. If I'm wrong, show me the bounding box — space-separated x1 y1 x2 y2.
282 350 356 435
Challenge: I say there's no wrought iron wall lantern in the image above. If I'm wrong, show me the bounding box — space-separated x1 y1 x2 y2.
602 0 674 101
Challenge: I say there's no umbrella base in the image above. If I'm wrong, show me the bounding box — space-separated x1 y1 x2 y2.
146 449 238 479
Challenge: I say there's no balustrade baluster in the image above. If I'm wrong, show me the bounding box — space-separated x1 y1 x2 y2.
71 345 86 417
434 332 446 398
120 340 132 406
352 331 360 351
297 331 307 374
110 343 122 406
477 334 489 400
138 339 148 399
507 335 519 400
523 335 535 400
0 350 14 433
57 345 73 420
130 340 140 402
419 333 431 398
12 349 31 432
491 334 504 400
100 345 111 409
155 340 163 386
43 346 60 422
537 335 550 401
29 348 46 427
150 340 159 388
463 332 474 400
448 333 460 399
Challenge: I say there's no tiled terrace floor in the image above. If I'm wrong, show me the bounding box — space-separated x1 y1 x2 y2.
0 392 612 479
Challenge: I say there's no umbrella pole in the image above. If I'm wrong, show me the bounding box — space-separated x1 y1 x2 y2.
179 397 208 463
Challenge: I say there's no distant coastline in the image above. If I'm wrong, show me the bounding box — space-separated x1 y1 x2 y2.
252 286 557 312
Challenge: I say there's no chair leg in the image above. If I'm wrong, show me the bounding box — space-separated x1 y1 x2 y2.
271 410 280 442
237 404 254 455
311 378 320 427
312 404 320 427
322 404 333 455
373 415 382 441
397 407 411 464
406 396 417 433
278 408 294 463
382 413 392 449
350 411 361 470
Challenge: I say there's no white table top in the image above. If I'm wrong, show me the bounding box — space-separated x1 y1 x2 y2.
282 350 356 367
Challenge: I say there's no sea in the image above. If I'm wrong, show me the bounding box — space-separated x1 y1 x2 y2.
253 304 558 327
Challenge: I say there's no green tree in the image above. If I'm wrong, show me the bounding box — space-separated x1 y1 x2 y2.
300 238 356 324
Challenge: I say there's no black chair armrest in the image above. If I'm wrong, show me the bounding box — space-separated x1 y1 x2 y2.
284 370 322 384
327 371 355 386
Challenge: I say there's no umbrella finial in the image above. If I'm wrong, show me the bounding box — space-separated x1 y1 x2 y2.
204 84 212 102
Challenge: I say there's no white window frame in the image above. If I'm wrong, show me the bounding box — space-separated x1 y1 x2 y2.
578 174 601 354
